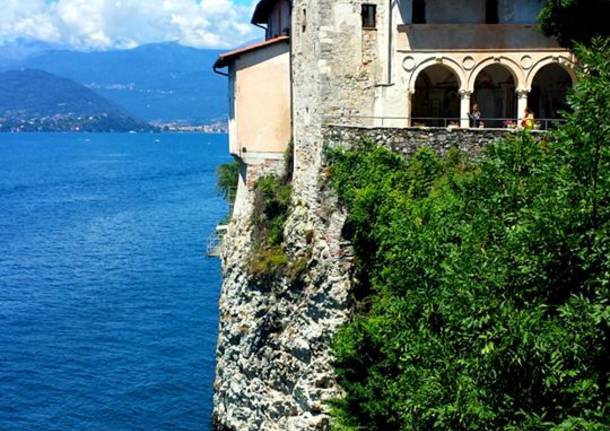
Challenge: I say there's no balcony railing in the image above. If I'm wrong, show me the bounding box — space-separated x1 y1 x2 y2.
206 225 228 258
205 188 236 258
325 116 565 130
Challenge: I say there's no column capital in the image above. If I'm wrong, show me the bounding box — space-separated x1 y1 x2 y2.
459 89 472 98
516 88 530 98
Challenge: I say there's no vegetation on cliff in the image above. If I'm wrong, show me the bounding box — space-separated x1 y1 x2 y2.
248 141 298 279
328 40 610 430
249 174 292 278
217 160 240 202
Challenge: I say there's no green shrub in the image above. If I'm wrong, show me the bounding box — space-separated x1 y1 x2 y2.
249 246 289 279
217 160 240 202
247 140 298 279
328 41 610 431
538 0 610 47
252 175 292 247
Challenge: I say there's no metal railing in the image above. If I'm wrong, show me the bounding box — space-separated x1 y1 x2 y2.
324 116 566 130
206 235 222 257
205 188 237 258
206 225 228 258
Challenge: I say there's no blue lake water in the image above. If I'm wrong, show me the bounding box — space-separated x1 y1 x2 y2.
0 133 230 431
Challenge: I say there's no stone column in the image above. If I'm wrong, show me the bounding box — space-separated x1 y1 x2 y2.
516 89 530 126
459 90 472 128
406 89 413 128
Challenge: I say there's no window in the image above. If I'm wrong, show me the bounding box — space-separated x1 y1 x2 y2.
412 0 426 24
362 4 376 28
301 8 307 32
485 0 499 24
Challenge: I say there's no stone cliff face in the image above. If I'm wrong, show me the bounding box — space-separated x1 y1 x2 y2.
212 155 354 431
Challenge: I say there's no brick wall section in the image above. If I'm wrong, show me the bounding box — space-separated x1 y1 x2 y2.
323 126 543 158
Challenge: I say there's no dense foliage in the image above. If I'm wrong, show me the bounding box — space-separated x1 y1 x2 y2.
249 174 292 278
329 41 610 430
538 0 610 46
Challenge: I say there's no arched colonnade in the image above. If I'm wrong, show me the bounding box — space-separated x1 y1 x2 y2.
403 53 576 128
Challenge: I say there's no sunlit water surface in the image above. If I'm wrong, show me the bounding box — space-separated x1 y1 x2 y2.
0 133 229 431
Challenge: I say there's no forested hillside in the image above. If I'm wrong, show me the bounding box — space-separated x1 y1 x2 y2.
0 70 152 132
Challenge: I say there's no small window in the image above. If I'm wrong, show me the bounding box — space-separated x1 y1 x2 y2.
302 8 307 32
485 0 499 24
362 4 376 29
412 0 426 24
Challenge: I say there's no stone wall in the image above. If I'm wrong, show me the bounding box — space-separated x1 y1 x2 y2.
291 0 384 197
323 125 541 158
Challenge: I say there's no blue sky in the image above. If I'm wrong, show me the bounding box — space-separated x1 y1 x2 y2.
0 0 262 50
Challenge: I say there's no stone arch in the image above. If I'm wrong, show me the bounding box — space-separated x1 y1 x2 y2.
472 62 518 128
525 56 576 91
411 62 461 127
467 56 523 93
528 62 575 122
408 56 466 94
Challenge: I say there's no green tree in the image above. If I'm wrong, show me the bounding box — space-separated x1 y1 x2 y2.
329 40 610 431
538 0 610 46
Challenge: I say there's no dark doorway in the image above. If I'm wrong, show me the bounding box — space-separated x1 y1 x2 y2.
473 64 517 128
528 64 573 128
412 64 460 127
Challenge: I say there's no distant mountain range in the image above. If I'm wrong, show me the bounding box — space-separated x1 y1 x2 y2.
0 69 153 132
0 39 229 124
0 39 65 68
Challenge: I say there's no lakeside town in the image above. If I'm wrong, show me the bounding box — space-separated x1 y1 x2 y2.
0 115 228 134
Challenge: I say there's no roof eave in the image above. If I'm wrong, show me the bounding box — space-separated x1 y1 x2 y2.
213 36 290 71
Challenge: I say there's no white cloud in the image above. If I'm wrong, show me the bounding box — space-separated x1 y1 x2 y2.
0 0 260 50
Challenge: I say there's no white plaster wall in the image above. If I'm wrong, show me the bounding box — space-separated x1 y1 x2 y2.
233 42 291 157
228 64 238 156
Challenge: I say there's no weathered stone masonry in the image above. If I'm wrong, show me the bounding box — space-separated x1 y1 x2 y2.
323 125 537 158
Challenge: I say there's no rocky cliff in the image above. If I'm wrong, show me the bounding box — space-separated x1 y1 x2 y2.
212 153 354 431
